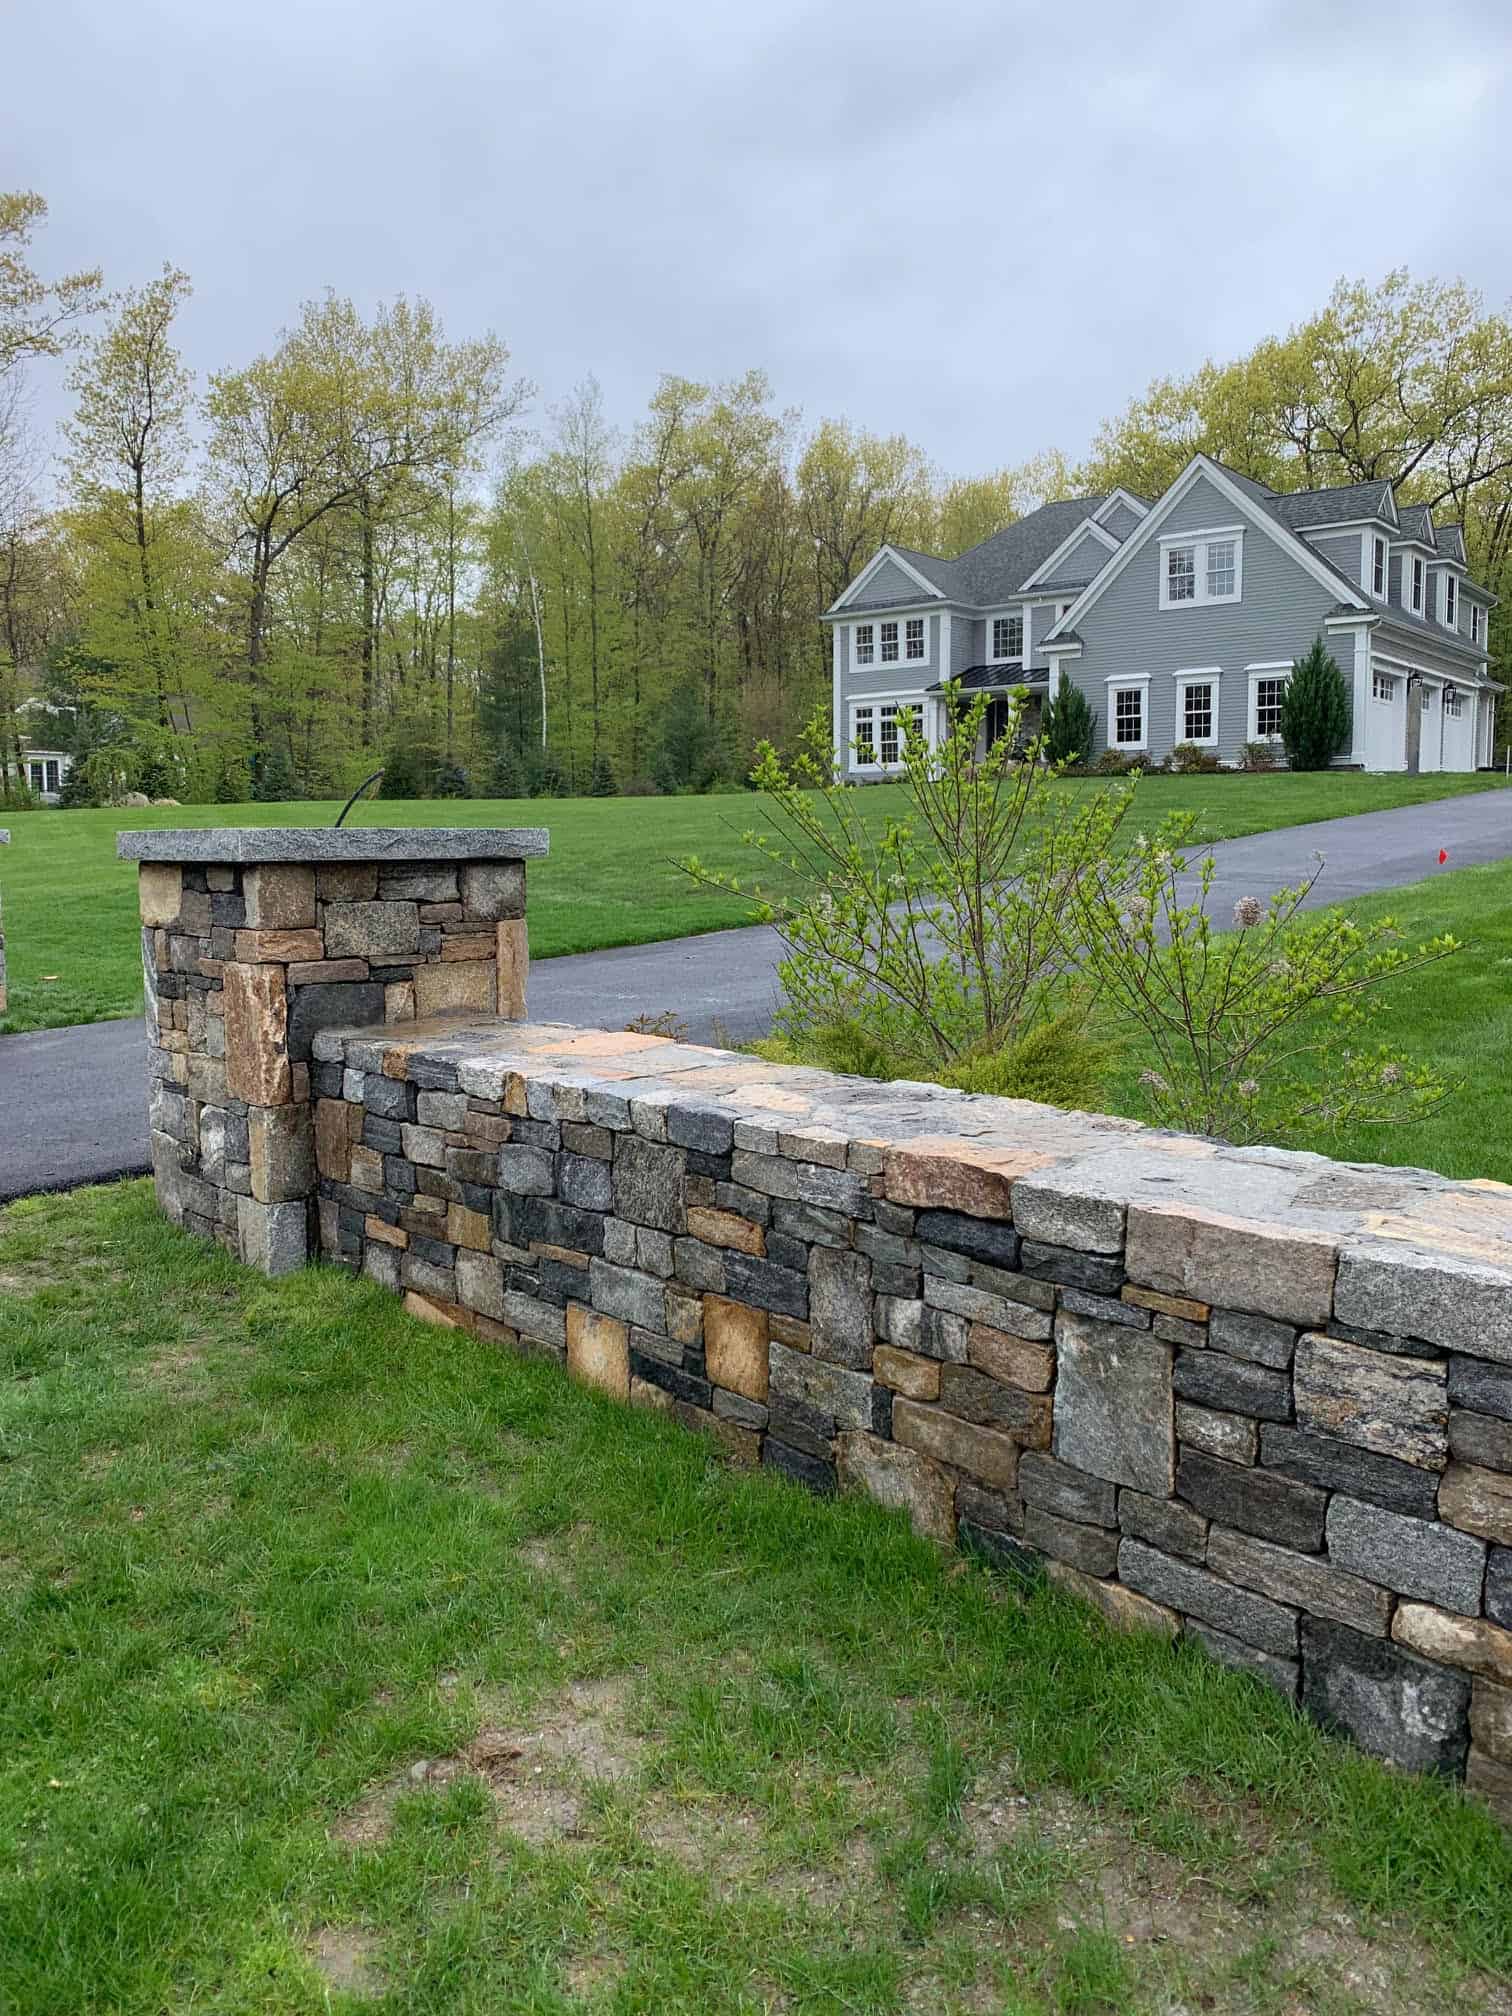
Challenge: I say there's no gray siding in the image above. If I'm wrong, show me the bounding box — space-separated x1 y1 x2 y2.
952 612 980 673
1101 500 1142 540
1047 528 1114 580
1028 599 1072 669
1305 531 1360 585
833 609 942 777
849 556 930 607
1064 475 1342 764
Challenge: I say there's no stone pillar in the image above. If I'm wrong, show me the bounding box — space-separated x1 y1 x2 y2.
0 829 9 1016
116 826 548 1275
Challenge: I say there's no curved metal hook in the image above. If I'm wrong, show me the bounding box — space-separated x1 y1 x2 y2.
335 769 385 828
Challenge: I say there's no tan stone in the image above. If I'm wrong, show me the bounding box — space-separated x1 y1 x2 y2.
666 1291 703 1345
1467 1748 1512 1825
883 1136 1052 1218
314 1099 352 1182
403 1290 466 1330
1392 1602 1512 1683
448 1204 493 1251
414 959 496 1019
287 958 370 986
224 963 291 1105
967 1322 1055 1392
686 1206 765 1256
291 1063 310 1104
836 1430 956 1544
1471 1679 1512 1764
249 1103 315 1204
464 1113 512 1147
437 933 495 962
874 1345 941 1400
1045 1561 1180 1640
1121 1285 1210 1323
529 1240 591 1269
566 1303 630 1401
891 1399 1021 1492
385 980 417 1023
770 1314 811 1351
243 863 316 930
630 1375 675 1414
1440 1462 1512 1545
349 1145 384 1193
1125 1203 1337 1328
234 928 324 963
704 1295 770 1403
366 1215 408 1248
138 862 183 926
497 918 528 1019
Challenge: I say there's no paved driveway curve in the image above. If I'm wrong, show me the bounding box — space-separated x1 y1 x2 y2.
2 789 1508 1202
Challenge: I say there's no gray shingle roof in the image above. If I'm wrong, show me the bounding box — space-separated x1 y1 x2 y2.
1263 479 1396 530
1434 523 1467 563
1396 503 1436 547
949 497 1110 605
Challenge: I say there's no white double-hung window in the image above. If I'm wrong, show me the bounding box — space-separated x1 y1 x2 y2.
1159 528 1243 609
1472 602 1485 645
1174 669 1221 747
851 699 925 770
1372 535 1387 595
1247 664 1290 742
989 613 1024 662
1410 556 1425 613
1445 575 1458 628
1106 675 1150 752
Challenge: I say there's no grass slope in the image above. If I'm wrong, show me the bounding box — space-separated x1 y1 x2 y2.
2 1180 1511 2014
1 770 1507 1035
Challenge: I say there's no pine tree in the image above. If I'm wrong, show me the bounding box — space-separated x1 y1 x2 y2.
1044 673 1095 766
1280 638 1351 771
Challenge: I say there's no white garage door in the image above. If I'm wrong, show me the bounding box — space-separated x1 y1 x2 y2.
1365 666 1406 771
1442 687 1476 771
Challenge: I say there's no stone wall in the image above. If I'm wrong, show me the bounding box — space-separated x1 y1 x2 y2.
119 829 546 1274
309 1018 1512 1817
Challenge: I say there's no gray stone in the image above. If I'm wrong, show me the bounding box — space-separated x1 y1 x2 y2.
1449 1410 1512 1474
1186 1622 1298 1699
921 1308 969 1362
1010 1179 1125 1254
665 1103 735 1155
1208 1308 1297 1369
415 1090 467 1131
778 1200 858 1250
500 1292 567 1348
1450 1357 1512 1424
769 1340 873 1430
712 1389 768 1430
1020 1242 1124 1295
808 1246 873 1368
1334 1246 1512 1363
1177 1449 1326 1552
636 1227 674 1278
1172 1350 1291 1423
400 1124 448 1170
587 1258 667 1332
1207 1525 1391 1636
400 1253 457 1302
1293 1332 1447 1470
1176 1402 1258 1466
455 1249 506 1320
1487 1550 1512 1628
1126 1203 1337 1327
377 868 460 903
237 1195 308 1276
1053 1310 1174 1495
673 1237 726 1294
913 1209 1020 1269
730 1147 865 1215
199 1106 228 1187
1018 1452 1117 1527
460 860 526 919
1057 1286 1150 1329
1117 1538 1298 1656
1025 1505 1119 1576
496 1144 557 1196
957 1481 1023 1536
322 901 420 960
362 1242 401 1291
285 982 386 1064
1258 1424 1439 1517
1325 1495 1486 1614
875 1296 924 1353
723 1251 808 1319
560 1153 614 1213
1118 1488 1207 1562
938 1366 1052 1440
603 1217 638 1265
1299 1616 1470 1773
119 826 549 864
923 1274 1053 1340
613 1135 686 1233
362 1073 412 1121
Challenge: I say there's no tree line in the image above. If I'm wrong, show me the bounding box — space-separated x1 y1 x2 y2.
1 198 1507 805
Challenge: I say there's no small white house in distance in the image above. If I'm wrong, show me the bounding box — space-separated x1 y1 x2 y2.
21 748 73 804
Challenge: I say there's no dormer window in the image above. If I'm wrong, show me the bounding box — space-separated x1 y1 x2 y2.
1445 575 1458 628
1159 528 1243 609
990 613 1023 662
1372 536 1386 595
1472 603 1484 646
1411 556 1424 614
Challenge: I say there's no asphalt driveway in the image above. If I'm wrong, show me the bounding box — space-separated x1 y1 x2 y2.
2 788 1507 1202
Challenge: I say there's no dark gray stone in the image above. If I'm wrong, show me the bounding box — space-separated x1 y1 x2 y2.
504 1194 604 1257
1206 1525 1392 1636
286 983 386 1063
766 1399 836 1460
613 1135 686 1233
587 1258 666 1331
496 1144 556 1196
774 1200 852 1248
1177 1449 1326 1552
724 1251 808 1320
1258 1423 1439 1517
1053 1312 1174 1495
914 1209 1020 1269
957 1482 1023 1536
1057 1287 1150 1329
1118 1488 1207 1562
1449 1357 1512 1424
1020 1241 1124 1295
1118 1537 1298 1656
1019 1452 1117 1528
379 869 458 904
560 1152 613 1213
1209 1308 1297 1369
665 1104 734 1155
960 1524 1044 1588
1449 1410 1512 1474
630 1351 712 1412
939 1366 1051 1439
1324 1495 1486 1614
808 1246 873 1368
1487 1549 1512 1628
1172 1350 1292 1422
1299 1616 1470 1774
712 1388 768 1430
118 826 549 863
1186 1622 1298 1699
769 1341 872 1430
1025 1505 1119 1576
673 1238 726 1294
762 1441 836 1494
363 1073 413 1121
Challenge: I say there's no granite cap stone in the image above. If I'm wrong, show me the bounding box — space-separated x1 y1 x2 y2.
117 826 549 864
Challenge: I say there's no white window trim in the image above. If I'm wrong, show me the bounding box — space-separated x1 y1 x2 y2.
1365 531 1387 597
985 608 1026 666
1157 525 1245 609
1471 602 1484 645
1245 664 1291 743
1104 671 1151 753
1173 667 1222 748
847 692 931 773
1444 574 1458 630
1410 555 1425 614
850 612 930 673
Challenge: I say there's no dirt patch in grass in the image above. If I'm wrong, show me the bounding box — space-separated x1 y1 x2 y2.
333 1676 645 1852
141 1343 205 1389
308 1925 383 1997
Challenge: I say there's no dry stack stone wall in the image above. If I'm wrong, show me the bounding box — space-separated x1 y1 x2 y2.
118 827 547 1274
309 1018 1512 1817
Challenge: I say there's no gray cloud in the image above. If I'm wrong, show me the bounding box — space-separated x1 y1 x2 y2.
6 0 1512 477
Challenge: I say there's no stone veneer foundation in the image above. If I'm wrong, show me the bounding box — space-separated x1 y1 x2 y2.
118 826 546 1272
304 1017 1512 1816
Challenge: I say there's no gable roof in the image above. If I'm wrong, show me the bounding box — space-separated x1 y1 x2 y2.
1396 502 1437 549
1264 479 1396 530
824 496 1123 617
1434 522 1468 565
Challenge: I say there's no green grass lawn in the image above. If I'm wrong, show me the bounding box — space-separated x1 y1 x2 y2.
3 1180 1511 2014
1 771 1507 1036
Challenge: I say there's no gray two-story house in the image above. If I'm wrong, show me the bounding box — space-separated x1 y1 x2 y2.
822 455 1501 776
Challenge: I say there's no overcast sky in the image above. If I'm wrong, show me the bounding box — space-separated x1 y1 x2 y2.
6 0 1512 483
